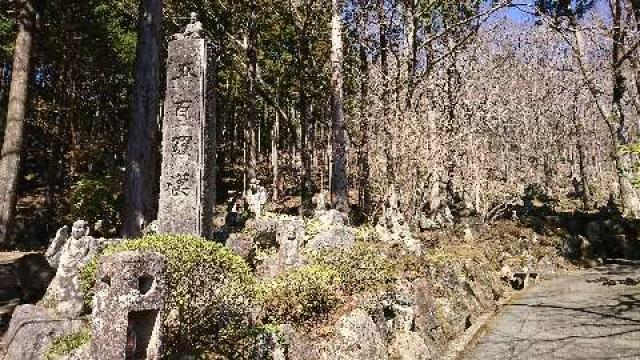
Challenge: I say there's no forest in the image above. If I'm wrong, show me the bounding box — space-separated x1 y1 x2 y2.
0 0 639 248
1 0 640 359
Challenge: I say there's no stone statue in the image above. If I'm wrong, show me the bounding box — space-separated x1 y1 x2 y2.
245 179 268 218
172 12 203 40
312 190 329 212
42 220 104 317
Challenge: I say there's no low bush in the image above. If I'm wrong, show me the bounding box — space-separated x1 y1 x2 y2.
257 265 341 324
310 243 398 295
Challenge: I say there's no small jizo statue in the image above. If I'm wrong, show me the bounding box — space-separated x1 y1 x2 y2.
45 220 96 270
312 190 330 213
245 178 268 218
171 12 204 40
44 219 101 317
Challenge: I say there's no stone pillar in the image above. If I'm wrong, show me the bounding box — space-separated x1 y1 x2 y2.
158 38 215 238
91 251 167 360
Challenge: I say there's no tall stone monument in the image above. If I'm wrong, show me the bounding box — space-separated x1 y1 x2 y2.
158 13 215 238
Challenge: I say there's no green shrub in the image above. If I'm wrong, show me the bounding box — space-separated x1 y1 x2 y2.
257 265 341 324
310 243 398 295
45 329 90 360
80 235 255 358
304 219 324 239
69 174 123 234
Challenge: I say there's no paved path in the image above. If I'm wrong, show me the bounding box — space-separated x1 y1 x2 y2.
464 263 640 360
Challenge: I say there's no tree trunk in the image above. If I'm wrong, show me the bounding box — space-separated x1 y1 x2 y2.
571 92 591 208
611 0 640 217
0 0 35 247
272 105 279 201
379 0 394 185
357 0 371 217
123 0 163 237
299 29 314 215
405 0 418 108
245 0 258 184
331 0 348 212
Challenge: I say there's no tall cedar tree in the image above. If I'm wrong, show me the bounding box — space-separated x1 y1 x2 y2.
123 0 163 237
331 0 348 212
0 0 36 247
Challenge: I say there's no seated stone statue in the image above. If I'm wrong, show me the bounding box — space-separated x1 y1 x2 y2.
42 220 103 317
171 12 204 40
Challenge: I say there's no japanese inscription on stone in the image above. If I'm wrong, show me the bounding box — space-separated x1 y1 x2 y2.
157 36 215 238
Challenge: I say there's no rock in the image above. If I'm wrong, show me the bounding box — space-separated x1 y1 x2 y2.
328 308 388 360
277 219 305 266
315 209 348 227
60 343 92 360
435 298 470 339
1 304 85 360
375 204 422 255
312 191 330 212
383 282 417 335
91 251 167 360
309 226 356 251
412 280 439 336
225 233 254 261
141 220 159 236
388 332 434 360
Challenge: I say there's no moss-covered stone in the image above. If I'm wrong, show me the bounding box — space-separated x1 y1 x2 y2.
80 235 256 358
44 329 91 360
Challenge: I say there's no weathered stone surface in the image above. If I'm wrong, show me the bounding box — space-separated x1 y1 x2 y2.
254 218 305 278
315 209 348 228
1 304 85 360
91 251 167 360
308 225 356 250
60 343 92 360
158 35 215 239
41 221 114 317
375 188 422 255
225 233 254 261
328 308 388 360
388 332 434 360
383 284 417 335
277 219 305 265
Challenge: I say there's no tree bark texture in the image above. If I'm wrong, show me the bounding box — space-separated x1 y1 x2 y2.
611 0 640 217
357 0 371 217
246 0 258 184
331 0 348 212
0 0 35 247
299 29 314 215
379 0 394 186
123 0 163 237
